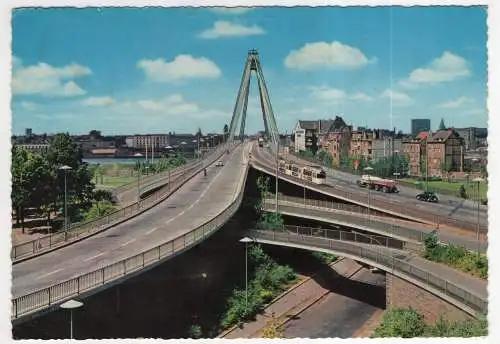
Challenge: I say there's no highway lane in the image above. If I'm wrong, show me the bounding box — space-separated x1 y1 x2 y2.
13 143 250 298
256 147 487 228
286 151 487 213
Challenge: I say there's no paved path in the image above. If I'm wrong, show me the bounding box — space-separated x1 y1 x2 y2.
223 258 364 339
12 143 250 298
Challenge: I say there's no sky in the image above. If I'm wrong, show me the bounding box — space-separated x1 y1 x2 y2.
11 6 488 136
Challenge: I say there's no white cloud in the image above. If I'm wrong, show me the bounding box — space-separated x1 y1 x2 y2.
199 21 265 39
210 7 253 15
401 51 471 88
19 101 37 111
350 92 374 101
309 86 374 103
284 41 375 70
380 89 414 107
137 55 221 83
136 94 200 115
12 60 91 97
310 86 346 101
82 96 117 107
438 96 475 109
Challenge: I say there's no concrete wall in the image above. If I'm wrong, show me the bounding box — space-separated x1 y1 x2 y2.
386 274 472 324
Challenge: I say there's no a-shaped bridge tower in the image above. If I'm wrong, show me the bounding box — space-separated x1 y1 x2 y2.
227 50 280 147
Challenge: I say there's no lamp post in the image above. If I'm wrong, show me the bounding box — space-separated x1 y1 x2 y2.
364 166 374 221
59 165 72 233
134 153 143 201
165 146 173 192
472 177 484 257
60 299 83 339
239 237 253 314
180 141 187 158
275 140 279 213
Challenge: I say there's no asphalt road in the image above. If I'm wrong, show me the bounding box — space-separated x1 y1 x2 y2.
282 268 386 338
13 143 250 298
255 147 487 228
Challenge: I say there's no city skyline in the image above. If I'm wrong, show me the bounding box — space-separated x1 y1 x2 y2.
11 6 487 136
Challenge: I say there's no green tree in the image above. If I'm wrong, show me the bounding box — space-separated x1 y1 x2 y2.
187 324 203 339
84 201 116 220
372 307 426 338
310 133 319 155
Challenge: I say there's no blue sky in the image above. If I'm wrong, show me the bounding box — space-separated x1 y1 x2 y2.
11 6 487 136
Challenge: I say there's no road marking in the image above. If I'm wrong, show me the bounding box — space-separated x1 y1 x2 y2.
146 227 158 235
36 268 64 280
164 147 239 225
83 252 105 262
121 239 136 247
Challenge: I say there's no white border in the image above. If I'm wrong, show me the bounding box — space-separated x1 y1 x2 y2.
1 1 497 343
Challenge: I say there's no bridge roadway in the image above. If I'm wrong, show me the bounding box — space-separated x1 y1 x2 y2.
12 143 250 300
248 229 488 316
261 198 488 253
252 146 487 231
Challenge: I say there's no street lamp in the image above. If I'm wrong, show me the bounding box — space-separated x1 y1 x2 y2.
180 141 187 158
134 153 143 201
59 165 72 233
364 166 374 221
165 147 173 192
472 177 484 257
239 237 254 314
60 299 83 339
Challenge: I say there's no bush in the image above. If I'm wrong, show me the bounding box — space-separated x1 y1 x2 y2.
311 251 338 264
219 245 297 330
423 232 487 279
84 201 116 221
459 184 469 199
372 307 426 338
187 324 202 339
373 308 488 338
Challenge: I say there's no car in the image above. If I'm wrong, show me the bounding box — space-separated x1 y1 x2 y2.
216 160 224 167
416 191 439 203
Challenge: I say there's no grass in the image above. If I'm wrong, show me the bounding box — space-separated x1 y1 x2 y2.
94 175 138 189
402 179 488 200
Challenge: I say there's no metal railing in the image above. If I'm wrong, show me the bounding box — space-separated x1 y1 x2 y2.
248 229 488 315
262 195 487 253
11 143 236 261
262 195 428 243
250 157 487 233
255 224 405 250
11 154 249 321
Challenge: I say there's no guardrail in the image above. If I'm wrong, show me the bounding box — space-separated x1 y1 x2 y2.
256 224 405 250
263 196 429 243
262 196 487 253
248 229 488 315
11 150 250 321
11 143 235 262
250 156 487 233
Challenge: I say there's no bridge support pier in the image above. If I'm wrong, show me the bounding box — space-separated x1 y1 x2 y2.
116 286 120 317
386 274 472 323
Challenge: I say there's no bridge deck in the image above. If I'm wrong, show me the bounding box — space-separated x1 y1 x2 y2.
262 199 488 253
252 147 487 230
12 144 250 299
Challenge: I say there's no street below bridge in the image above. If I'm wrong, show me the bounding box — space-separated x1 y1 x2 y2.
12 143 249 299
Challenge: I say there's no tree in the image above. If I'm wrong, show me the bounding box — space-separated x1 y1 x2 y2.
310 132 319 155
440 162 453 181
223 123 229 142
45 133 95 221
196 127 203 138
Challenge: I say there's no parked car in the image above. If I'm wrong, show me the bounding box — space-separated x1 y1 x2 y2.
216 160 224 167
416 191 439 203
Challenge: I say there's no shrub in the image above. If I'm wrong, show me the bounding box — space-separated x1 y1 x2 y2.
372 307 426 338
187 324 202 339
459 185 468 199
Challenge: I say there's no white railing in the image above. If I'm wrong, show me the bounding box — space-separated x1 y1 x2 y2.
12 156 249 321
11 143 237 261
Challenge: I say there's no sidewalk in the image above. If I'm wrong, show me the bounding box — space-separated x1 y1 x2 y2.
222 258 362 339
408 255 488 299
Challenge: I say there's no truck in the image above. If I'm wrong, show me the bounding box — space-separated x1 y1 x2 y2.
356 174 399 193
258 137 264 147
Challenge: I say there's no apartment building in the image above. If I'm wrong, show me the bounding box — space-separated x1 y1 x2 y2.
132 134 170 149
321 117 351 166
293 119 336 152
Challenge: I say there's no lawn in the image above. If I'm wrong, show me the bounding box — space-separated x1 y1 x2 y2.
94 175 137 189
402 179 488 200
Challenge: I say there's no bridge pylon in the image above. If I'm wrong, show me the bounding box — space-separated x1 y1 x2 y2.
227 50 280 147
